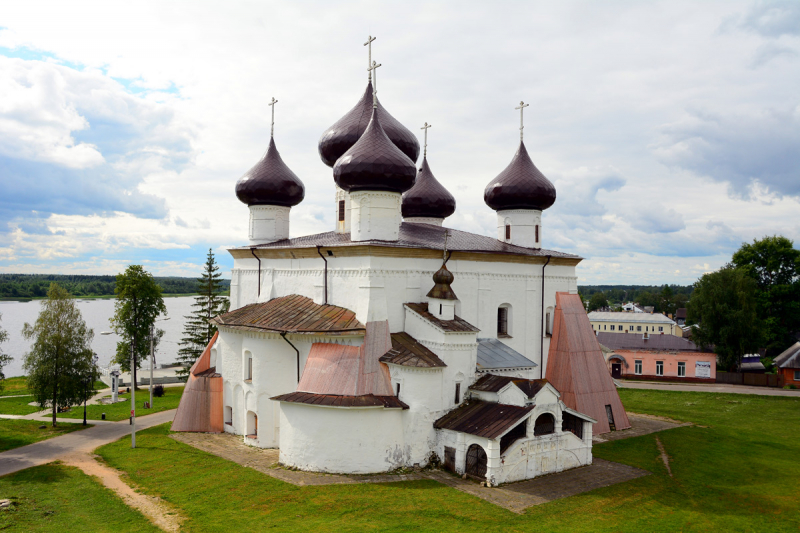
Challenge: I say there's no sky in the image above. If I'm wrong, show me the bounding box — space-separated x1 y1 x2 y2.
0 0 798 285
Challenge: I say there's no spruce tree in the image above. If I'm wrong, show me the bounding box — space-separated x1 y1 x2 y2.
177 249 228 381
0 312 10 393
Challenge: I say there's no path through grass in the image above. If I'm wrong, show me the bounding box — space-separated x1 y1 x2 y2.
90 389 800 532
0 419 91 452
0 463 159 532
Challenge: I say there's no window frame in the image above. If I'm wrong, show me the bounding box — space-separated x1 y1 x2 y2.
794 370 800 381
338 200 345 222
454 382 461 405
678 362 686 377
635 360 642 375
656 361 664 376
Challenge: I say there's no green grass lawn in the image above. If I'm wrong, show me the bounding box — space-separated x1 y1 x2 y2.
0 463 159 532
0 376 32 396
58 385 184 421
89 389 800 532
0 395 44 415
0 419 91 452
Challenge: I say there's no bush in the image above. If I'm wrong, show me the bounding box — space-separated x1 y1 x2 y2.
785 384 797 390
153 385 165 397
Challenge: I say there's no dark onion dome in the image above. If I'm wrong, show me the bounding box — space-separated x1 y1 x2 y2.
333 107 417 193
235 137 305 207
426 263 457 300
318 82 420 167
484 141 556 211
402 156 456 219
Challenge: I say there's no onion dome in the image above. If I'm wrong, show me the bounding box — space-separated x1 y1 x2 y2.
401 156 456 219
333 107 417 193
235 137 305 207
318 82 420 167
484 141 556 211
426 263 457 300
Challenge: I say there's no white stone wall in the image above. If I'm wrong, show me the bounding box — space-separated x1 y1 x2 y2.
496 209 542 249
350 191 403 241
279 403 406 473
249 205 291 245
403 216 444 226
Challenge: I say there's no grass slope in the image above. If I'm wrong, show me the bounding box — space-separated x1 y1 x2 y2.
0 395 44 415
92 389 800 532
0 463 159 532
59 386 184 421
0 377 31 396
0 419 91 452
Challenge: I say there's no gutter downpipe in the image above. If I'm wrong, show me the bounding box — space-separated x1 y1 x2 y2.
250 248 261 298
316 246 328 305
280 332 301 383
540 255 552 379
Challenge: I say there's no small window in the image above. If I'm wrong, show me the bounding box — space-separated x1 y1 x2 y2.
659 326 664 332
610 325 615 331
497 307 509 336
604 324 607 330
395 382 401 398
338 200 345 222
629 325 634 331
225 406 233 426
637 326 642 332
678 362 686 377
605 405 616 431
505 224 511 240
794 370 800 381
534 413 555 436
545 311 552 336
247 355 253 381
535 224 539 243
635 360 642 375
454 383 461 404
439 303 443 314
619 324 623 330
656 361 664 376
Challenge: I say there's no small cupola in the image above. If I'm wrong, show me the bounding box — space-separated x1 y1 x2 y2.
235 98 304 245
332 69 416 242
427 263 457 321
484 102 556 249
402 122 456 226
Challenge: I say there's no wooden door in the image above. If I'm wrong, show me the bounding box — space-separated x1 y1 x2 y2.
465 444 487 479
611 363 622 378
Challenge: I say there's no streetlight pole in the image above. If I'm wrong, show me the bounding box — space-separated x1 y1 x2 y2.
131 338 136 449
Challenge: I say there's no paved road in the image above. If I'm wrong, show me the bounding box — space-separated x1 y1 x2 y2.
618 379 800 397
0 409 177 477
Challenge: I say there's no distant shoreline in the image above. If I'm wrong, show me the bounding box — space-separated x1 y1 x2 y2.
0 292 229 303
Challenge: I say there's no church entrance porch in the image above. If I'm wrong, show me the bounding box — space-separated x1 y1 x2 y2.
465 444 488 480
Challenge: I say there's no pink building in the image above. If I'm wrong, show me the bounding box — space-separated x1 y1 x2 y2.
596 332 716 383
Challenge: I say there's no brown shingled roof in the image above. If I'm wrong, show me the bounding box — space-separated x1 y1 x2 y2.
212 295 365 335
237 222 580 260
470 374 548 399
271 391 408 409
434 400 534 439
405 302 479 333
379 332 447 368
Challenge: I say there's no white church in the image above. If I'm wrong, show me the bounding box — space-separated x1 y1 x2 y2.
173 41 630 486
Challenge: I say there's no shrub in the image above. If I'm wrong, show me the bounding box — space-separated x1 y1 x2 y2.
153 385 165 397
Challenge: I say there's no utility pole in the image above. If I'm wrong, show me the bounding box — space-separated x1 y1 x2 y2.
130 338 136 449
150 324 154 409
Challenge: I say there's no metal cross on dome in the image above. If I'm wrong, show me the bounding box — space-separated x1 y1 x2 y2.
443 229 450 264
515 101 530 141
268 97 278 137
364 35 376 81
421 122 432 158
368 60 382 107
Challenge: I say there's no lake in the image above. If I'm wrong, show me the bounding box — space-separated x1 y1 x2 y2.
0 296 196 379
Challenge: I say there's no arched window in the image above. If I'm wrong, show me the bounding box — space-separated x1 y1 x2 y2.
497 304 512 337
224 406 233 426
246 411 258 438
534 413 556 436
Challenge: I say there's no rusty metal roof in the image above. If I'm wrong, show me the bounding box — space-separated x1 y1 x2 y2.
597 332 706 352
172 332 224 433
236 222 580 260
405 302 479 333
434 400 534 439
476 338 536 370
271 391 408 409
546 292 631 435
379 332 446 368
470 373 548 399
212 294 364 335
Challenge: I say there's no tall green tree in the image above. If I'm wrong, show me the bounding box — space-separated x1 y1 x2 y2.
110 266 167 389
688 267 762 372
731 235 800 355
587 292 609 312
22 283 95 426
176 249 228 381
0 312 10 393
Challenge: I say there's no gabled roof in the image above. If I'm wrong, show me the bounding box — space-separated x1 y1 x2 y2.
477 338 536 370
271 392 408 409
597 332 707 352
547 292 631 435
212 295 364 335
236 222 580 260
405 302 479 333
775 342 800 369
433 400 534 439
470 373 548 399
588 311 676 325
379 332 446 368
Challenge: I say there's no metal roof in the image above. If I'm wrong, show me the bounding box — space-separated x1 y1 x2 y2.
271 392 408 409
405 302 479 333
212 294 364 335
476 338 536 370
470 373 548 399
588 312 676 325
434 400 534 439
171 332 223 434
379 332 447 368
597 332 706 352
236 222 580 260
546 292 631 435
774 342 800 369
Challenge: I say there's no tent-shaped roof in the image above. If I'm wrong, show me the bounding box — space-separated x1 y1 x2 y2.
546 292 630 434
172 332 223 433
